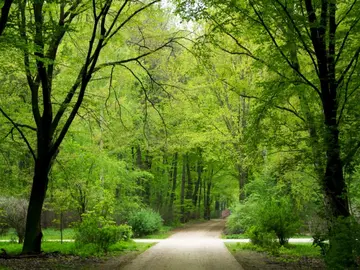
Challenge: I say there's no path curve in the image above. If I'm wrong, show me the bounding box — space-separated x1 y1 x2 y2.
121 219 243 270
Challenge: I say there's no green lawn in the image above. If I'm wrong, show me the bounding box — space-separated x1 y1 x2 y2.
222 233 249 239
226 242 321 257
0 228 76 242
0 240 152 257
139 226 174 239
223 233 313 239
1 226 176 242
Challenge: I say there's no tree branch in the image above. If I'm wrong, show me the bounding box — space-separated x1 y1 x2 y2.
0 107 35 160
93 39 175 72
250 0 321 96
274 0 319 76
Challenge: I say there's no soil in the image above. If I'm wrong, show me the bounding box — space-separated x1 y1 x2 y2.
0 253 103 269
232 251 326 270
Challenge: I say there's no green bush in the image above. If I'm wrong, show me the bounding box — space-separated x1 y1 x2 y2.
227 196 301 247
0 197 28 243
318 217 360 269
259 197 301 246
225 202 257 234
75 211 132 253
128 208 163 237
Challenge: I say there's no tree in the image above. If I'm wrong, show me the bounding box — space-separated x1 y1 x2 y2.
176 0 360 222
0 0 182 254
0 0 13 36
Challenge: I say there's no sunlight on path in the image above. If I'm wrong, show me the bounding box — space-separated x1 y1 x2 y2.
121 219 243 270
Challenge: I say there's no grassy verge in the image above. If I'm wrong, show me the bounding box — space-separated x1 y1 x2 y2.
0 241 153 270
226 242 321 258
1 225 175 242
222 233 249 239
0 240 152 257
0 228 76 242
139 226 174 239
223 233 313 239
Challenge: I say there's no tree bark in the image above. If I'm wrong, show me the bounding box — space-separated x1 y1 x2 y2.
180 155 186 223
204 178 212 220
236 164 247 201
0 0 13 36
304 0 350 219
186 155 192 200
22 156 51 253
323 101 349 218
193 154 202 207
168 152 178 212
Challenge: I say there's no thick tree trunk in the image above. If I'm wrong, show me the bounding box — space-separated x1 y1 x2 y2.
22 158 50 254
323 106 349 218
303 0 350 220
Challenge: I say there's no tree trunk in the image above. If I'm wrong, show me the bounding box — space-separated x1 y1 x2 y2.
236 164 247 201
169 152 178 212
22 157 50 254
323 103 349 218
186 155 192 200
180 155 186 223
0 0 13 36
193 155 202 207
204 178 211 220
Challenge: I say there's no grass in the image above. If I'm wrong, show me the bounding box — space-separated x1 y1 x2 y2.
0 228 76 242
226 242 321 258
0 241 153 257
223 233 313 239
139 226 174 239
42 228 75 240
222 233 249 239
1 225 175 242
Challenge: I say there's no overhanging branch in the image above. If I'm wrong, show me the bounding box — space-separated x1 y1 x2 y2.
0 107 36 160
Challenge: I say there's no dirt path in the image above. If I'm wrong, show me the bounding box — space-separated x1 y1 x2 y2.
120 219 243 270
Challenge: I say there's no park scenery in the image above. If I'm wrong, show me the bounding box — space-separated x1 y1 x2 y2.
0 0 360 269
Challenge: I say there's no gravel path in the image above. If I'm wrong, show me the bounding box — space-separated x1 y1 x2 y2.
121 219 243 270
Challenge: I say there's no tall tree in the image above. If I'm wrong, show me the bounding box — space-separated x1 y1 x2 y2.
177 0 360 220
0 0 181 253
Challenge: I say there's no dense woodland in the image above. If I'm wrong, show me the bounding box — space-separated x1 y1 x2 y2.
0 0 360 268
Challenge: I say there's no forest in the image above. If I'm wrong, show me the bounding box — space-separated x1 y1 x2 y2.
0 0 360 269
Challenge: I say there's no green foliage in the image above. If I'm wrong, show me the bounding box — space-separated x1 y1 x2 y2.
321 217 360 269
0 197 27 243
227 242 321 258
225 202 257 234
247 226 278 250
258 197 302 246
128 208 163 237
75 211 132 253
226 175 302 248
0 241 150 257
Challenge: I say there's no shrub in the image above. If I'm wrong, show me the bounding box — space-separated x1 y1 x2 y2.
259 197 301 246
316 217 360 269
227 196 301 247
128 208 163 237
225 202 257 234
0 197 28 243
75 211 132 253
